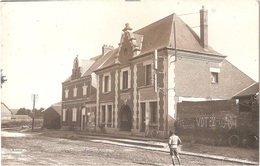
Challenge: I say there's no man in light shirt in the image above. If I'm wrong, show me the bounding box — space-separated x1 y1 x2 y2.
168 130 182 165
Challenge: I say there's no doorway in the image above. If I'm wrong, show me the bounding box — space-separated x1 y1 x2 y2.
120 105 132 131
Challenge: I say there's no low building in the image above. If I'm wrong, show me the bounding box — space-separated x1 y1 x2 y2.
233 82 259 112
1 102 13 120
42 102 61 129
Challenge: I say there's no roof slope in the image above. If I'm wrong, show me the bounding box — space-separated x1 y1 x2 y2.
97 13 223 71
1 102 12 116
134 14 221 56
42 101 62 115
85 49 118 74
233 82 259 98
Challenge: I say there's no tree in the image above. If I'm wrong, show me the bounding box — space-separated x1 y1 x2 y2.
1 69 7 88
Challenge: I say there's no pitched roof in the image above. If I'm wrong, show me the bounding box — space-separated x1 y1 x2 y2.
1 102 12 115
233 82 259 98
134 13 221 56
42 101 62 115
96 13 223 71
84 49 118 75
63 56 102 83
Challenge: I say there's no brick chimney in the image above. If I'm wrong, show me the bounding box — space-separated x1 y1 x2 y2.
102 45 114 55
200 6 208 49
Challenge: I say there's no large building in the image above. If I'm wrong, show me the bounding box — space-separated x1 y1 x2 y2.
61 7 255 137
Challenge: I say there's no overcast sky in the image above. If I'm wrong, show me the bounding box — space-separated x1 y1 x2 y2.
1 0 259 109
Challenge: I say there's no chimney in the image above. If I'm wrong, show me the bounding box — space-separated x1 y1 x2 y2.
200 6 208 49
102 45 114 55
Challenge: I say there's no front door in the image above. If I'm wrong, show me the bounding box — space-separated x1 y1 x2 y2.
120 105 132 131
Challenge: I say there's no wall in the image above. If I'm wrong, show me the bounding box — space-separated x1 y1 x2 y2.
175 56 255 99
176 99 259 145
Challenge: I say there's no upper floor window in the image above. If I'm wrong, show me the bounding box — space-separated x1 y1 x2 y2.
120 67 131 90
102 73 111 93
211 72 218 83
73 86 78 97
123 71 128 89
145 64 152 86
210 68 220 84
65 88 69 99
83 84 88 96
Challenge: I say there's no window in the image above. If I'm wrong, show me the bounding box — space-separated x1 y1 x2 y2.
150 102 157 123
102 106 106 122
145 64 152 85
210 68 220 84
107 105 112 123
83 84 88 96
102 73 111 93
104 75 109 92
65 88 69 99
62 109 66 121
72 108 77 122
120 67 131 90
123 71 128 89
211 72 218 83
73 86 78 97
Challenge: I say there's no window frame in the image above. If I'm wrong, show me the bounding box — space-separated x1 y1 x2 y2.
145 64 152 86
120 67 131 90
65 87 69 99
72 108 77 122
102 73 111 93
73 86 78 97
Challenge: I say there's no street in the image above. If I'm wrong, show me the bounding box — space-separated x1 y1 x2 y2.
1 129 248 166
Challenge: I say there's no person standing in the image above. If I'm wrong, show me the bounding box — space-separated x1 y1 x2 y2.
168 130 182 165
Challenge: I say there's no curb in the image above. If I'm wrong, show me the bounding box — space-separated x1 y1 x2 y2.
89 136 259 165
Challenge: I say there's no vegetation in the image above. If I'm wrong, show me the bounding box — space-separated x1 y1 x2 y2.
16 107 44 118
1 69 7 88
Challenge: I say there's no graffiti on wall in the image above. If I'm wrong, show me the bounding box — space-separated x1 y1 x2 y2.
178 114 237 130
196 115 237 129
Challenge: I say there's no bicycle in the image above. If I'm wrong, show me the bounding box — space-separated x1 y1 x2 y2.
99 124 106 134
145 128 158 138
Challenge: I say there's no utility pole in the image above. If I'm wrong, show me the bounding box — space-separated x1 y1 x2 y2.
31 94 38 131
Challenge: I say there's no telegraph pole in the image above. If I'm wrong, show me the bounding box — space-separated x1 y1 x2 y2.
31 94 38 131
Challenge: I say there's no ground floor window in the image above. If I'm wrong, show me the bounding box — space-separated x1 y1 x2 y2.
150 102 157 123
72 108 77 122
100 104 113 127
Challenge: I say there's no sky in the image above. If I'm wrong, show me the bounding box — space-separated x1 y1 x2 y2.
1 0 259 109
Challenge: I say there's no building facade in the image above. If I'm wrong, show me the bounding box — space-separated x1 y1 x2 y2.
61 7 255 137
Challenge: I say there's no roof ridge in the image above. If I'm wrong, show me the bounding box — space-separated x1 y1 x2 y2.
134 13 175 34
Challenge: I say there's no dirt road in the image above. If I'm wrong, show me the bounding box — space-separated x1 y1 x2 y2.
2 128 252 166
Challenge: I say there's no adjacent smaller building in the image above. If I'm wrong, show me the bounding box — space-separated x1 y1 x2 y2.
233 82 259 112
42 102 61 129
1 102 13 120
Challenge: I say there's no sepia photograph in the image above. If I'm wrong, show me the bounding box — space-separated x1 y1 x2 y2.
1 0 259 165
